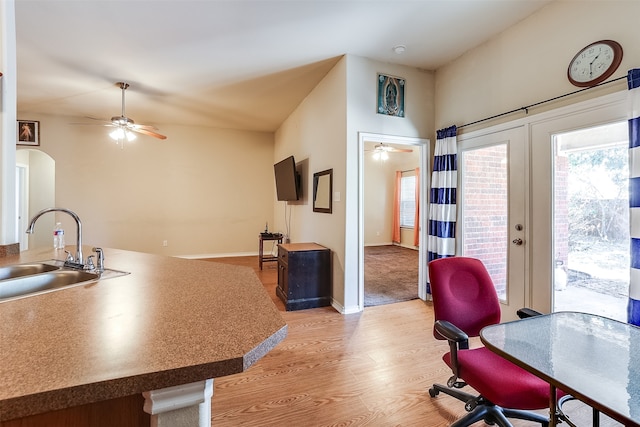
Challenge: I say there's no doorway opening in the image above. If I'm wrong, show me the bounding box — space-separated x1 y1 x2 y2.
15 148 56 251
553 121 629 321
363 144 420 306
358 132 429 311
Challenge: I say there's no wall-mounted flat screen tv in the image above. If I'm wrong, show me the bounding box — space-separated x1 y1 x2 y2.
274 155 300 201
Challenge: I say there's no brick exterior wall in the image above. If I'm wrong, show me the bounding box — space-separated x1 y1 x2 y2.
461 144 508 298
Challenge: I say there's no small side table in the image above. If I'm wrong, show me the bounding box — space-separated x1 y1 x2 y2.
276 243 331 311
258 233 283 270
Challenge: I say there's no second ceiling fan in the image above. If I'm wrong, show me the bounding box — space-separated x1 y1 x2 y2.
92 82 167 141
366 143 413 160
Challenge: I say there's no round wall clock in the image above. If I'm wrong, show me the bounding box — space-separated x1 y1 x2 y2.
567 40 623 87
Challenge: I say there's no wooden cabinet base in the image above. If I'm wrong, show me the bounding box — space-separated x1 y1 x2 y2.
1 394 150 427
277 243 331 311
276 287 331 310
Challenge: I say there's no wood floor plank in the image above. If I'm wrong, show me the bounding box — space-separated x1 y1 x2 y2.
207 256 621 427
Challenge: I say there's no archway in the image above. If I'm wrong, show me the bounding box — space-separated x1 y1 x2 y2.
16 148 55 250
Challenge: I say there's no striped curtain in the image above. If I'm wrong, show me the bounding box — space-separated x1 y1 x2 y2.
628 69 640 325
426 126 458 296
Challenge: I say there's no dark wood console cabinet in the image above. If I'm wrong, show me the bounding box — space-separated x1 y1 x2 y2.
276 243 331 311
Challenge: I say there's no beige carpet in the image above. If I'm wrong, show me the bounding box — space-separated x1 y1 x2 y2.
364 245 419 307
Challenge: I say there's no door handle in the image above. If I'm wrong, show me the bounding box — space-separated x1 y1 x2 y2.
512 238 523 246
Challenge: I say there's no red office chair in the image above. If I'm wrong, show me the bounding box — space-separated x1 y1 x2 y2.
428 257 557 427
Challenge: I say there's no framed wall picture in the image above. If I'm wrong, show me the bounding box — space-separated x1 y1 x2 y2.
17 120 39 146
377 74 405 117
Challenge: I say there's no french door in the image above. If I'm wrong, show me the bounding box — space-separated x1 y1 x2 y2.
529 92 628 314
457 127 527 321
551 122 629 321
453 91 628 319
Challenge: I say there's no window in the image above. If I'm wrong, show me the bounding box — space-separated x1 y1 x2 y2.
400 173 416 228
552 121 629 321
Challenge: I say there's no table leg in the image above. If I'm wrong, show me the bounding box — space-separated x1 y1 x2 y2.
258 238 263 270
549 384 557 427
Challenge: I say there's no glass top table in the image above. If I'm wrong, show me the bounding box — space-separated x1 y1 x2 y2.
480 311 640 427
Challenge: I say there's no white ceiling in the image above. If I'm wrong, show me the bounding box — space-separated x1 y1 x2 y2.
14 0 554 133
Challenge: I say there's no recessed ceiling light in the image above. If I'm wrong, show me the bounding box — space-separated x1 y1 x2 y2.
393 45 406 54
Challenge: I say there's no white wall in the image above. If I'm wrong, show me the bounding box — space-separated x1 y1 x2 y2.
0 0 18 247
344 56 434 311
363 152 395 246
16 113 275 257
435 0 640 130
276 55 434 312
274 56 348 305
434 0 640 312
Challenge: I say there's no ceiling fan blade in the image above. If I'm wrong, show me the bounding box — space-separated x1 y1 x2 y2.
70 116 112 125
365 143 413 153
129 126 167 140
130 123 160 131
73 83 167 142
70 122 111 126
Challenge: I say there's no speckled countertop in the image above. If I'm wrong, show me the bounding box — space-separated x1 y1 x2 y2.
0 247 287 421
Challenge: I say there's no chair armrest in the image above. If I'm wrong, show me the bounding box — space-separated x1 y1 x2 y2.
517 307 543 318
435 320 469 380
435 320 469 350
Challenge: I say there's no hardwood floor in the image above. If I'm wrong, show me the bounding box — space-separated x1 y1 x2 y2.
205 256 621 427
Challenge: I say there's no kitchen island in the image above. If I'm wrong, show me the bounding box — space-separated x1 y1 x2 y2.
0 247 287 426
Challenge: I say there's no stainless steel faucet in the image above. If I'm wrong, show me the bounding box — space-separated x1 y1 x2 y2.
93 247 105 272
26 208 84 266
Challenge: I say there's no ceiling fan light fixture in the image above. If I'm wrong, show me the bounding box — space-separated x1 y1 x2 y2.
372 151 388 161
109 127 136 142
109 128 123 141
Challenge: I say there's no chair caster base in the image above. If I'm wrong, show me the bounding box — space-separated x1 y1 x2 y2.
428 383 549 427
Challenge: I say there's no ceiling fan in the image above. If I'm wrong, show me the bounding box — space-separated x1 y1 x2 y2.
365 143 413 160
86 82 167 142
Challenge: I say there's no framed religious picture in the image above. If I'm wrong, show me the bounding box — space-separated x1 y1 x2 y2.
17 120 40 146
377 74 405 117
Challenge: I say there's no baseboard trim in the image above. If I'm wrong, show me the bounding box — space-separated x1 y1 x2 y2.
364 242 418 250
178 251 257 260
331 299 362 314
394 243 418 250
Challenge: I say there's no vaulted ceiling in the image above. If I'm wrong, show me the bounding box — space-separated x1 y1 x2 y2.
15 0 554 132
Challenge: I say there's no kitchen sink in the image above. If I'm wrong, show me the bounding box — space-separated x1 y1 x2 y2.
0 261 129 302
0 263 60 280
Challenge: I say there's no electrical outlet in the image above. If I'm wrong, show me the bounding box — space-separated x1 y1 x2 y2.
162 240 168 247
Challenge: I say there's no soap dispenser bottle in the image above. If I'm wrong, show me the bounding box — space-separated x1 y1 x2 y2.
53 222 65 249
